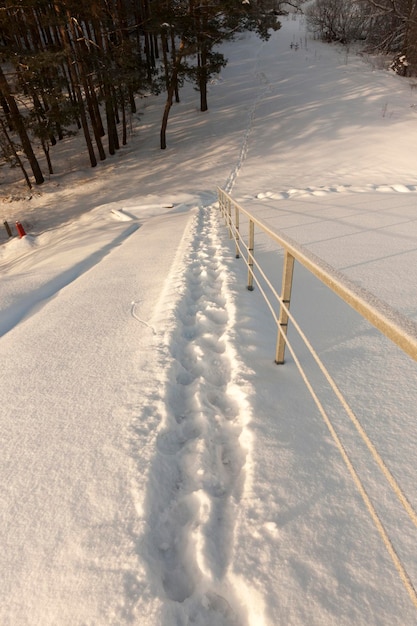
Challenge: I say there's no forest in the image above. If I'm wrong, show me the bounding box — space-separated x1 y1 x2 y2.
1 0 416 189
306 0 417 75
0 0 281 187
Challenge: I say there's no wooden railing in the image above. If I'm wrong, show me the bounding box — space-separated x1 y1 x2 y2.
217 187 417 364
217 186 417 610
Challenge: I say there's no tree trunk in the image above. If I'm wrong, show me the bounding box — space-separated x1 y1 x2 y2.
199 1 209 112
170 30 180 103
105 87 119 155
404 9 417 75
160 40 185 149
0 117 32 189
54 6 97 166
199 48 208 112
0 93 12 130
161 30 170 92
121 89 127 145
0 66 44 184
67 14 106 162
41 138 53 175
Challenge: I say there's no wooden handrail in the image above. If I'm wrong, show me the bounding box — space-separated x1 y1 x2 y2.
217 187 417 363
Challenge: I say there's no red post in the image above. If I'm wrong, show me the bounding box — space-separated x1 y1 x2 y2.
16 221 26 238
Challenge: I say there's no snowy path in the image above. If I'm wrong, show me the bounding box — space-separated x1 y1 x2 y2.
131 32 276 621
135 205 253 625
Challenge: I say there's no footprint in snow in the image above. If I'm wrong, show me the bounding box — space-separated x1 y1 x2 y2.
144 206 248 616
254 183 417 199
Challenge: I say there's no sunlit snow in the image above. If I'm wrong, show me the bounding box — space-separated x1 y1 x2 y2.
1 13 417 626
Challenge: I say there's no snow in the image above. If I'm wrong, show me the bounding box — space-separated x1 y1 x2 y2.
1 13 417 626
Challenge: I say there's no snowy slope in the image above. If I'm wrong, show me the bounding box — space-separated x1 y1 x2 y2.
1 13 417 626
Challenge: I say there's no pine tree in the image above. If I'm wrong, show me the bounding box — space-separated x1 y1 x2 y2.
157 0 282 148
0 64 45 184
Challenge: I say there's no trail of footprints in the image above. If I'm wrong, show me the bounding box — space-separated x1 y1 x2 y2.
255 182 417 200
151 206 245 622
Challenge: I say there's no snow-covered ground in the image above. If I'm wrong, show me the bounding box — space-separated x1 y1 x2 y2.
1 14 417 626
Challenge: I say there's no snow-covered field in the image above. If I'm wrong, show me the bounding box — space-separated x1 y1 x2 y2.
1 14 417 626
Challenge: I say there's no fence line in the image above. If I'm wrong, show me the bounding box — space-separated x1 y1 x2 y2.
218 187 417 363
217 186 417 610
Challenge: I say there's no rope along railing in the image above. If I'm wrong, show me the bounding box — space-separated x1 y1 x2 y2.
217 186 417 610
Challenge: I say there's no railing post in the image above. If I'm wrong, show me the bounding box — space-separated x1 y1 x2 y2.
275 251 295 364
227 198 233 239
221 193 228 225
247 219 255 291
218 189 224 219
235 205 240 258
